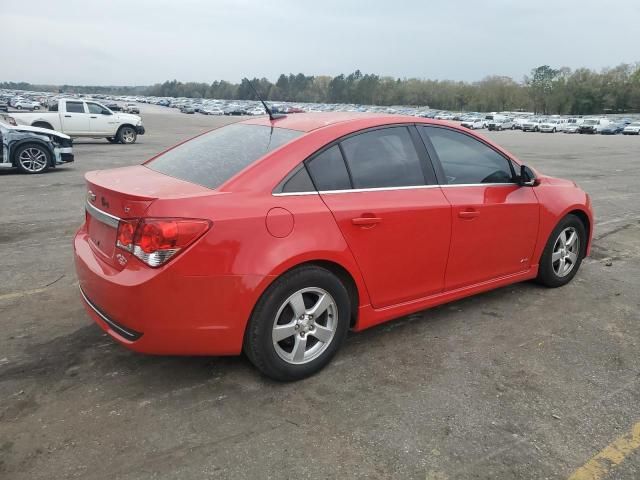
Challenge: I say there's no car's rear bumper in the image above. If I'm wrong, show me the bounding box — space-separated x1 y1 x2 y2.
73 226 266 356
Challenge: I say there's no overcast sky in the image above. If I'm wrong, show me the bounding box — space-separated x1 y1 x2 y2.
1 0 638 85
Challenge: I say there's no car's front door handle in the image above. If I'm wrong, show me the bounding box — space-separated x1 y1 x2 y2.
64 115 72 118
352 216 382 226
90 116 97 118
458 209 480 219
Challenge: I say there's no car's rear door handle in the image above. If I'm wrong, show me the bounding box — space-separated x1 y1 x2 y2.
64 115 72 118
90 116 97 118
458 209 480 219
352 216 382 226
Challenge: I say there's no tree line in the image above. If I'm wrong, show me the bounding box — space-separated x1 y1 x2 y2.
4 63 640 114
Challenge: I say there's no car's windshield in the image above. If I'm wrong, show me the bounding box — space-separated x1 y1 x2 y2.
146 123 303 189
584 119 599 125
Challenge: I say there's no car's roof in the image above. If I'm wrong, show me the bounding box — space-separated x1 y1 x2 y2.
240 112 424 132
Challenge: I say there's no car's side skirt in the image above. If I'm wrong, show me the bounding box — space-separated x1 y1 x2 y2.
353 267 538 331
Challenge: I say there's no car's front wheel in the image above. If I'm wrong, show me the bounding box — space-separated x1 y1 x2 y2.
116 126 137 144
244 265 351 381
14 143 51 174
536 214 587 288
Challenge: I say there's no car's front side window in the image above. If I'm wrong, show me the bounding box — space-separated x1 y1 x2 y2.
340 127 425 189
420 126 514 185
87 102 109 115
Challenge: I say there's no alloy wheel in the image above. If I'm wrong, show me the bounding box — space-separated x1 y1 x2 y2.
18 147 48 173
272 287 338 365
552 227 580 277
121 127 136 143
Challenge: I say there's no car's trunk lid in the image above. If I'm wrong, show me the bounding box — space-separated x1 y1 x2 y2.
84 165 211 269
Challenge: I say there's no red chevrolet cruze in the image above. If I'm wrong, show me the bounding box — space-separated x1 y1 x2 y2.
74 113 593 380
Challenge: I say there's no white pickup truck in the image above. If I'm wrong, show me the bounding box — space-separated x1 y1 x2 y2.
11 99 145 144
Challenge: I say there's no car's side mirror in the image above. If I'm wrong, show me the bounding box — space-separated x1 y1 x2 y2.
517 164 538 186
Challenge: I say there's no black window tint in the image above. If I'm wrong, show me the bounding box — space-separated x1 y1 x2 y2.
306 145 351 191
421 127 513 184
147 124 302 189
87 102 109 115
340 127 425 189
66 101 85 113
281 166 315 193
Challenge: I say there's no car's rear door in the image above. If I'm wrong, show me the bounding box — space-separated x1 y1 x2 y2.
308 126 452 309
60 101 90 135
418 125 539 291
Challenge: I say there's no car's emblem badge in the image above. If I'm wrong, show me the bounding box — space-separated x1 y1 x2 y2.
88 191 96 203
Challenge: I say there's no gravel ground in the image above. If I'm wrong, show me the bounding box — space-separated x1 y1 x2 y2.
1 106 639 479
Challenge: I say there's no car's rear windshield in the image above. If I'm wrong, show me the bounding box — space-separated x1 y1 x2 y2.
146 123 303 189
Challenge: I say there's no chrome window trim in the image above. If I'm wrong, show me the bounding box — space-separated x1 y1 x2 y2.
85 201 120 228
271 182 517 196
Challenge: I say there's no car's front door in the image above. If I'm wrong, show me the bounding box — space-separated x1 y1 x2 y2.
86 102 115 135
419 126 539 291
60 101 90 135
308 126 452 309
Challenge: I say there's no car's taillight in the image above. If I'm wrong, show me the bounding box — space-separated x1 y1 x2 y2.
116 218 211 267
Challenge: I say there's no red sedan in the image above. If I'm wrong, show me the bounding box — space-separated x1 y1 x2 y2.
74 113 593 381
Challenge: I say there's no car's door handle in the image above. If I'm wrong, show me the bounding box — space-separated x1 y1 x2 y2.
352 216 382 226
90 116 97 119
64 115 72 118
458 209 480 219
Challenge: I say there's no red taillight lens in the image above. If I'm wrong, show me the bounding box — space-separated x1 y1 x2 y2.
116 218 211 267
116 219 139 251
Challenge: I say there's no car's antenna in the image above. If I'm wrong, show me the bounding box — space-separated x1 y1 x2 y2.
244 78 286 121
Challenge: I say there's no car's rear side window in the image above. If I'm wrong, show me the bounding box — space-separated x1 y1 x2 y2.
147 124 302 189
306 145 352 191
66 101 85 113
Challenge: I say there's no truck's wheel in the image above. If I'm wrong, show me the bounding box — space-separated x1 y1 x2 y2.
14 143 51 174
116 126 137 144
106 137 118 143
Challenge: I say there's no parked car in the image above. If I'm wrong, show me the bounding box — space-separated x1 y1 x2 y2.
105 102 122 111
0 120 74 173
487 118 514 131
122 103 140 114
14 100 41 110
180 105 195 114
562 118 584 133
599 122 624 135
622 121 640 135
579 118 610 134
0 99 8 112
539 118 565 133
522 118 542 132
460 117 485 129
11 99 145 144
74 113 593 381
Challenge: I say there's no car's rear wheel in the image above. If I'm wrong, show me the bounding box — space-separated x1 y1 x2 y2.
14 143 51 174
536 214 586 288
116 126 137 144
244 265 351 381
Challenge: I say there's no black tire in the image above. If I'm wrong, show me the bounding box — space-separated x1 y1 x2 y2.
116 125 137 144
16 105 23 110
106 137 118 143
536 214 587 288
243 265 351 381
552 128 556 133
14 143 51 174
